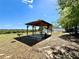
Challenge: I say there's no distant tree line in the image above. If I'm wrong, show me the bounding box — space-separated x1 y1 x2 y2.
0 29 33 34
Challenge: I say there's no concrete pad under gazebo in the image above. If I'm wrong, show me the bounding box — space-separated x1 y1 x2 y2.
25 20 53 40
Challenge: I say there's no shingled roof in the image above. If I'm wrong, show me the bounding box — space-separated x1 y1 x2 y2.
25 20 52 26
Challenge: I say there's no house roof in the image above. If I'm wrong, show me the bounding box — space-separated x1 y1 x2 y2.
25 20 52 26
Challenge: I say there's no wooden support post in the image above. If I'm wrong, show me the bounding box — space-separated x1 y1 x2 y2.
32 26 34 35
35 26 36 34
34 26 36 35
40 26 43 35
27 25 29 36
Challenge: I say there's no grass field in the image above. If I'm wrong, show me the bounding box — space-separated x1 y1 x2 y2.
0 32 79 59
0 33 31 59
0 33 48 59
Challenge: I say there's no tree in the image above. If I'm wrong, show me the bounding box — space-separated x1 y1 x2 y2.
58 0 79 34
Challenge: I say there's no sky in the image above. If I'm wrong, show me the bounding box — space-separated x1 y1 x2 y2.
0 0 59 29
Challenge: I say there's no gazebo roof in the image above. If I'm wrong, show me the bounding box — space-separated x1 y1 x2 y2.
25 20 52 26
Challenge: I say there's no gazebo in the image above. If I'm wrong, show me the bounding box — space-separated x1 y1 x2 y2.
25 20 52 39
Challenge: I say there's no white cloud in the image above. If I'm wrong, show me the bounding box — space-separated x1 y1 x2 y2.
22 0 33 8
27 0 33 3
28 4 33 8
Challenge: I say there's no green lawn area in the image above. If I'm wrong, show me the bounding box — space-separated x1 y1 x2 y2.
0 32 79 59
0 33 32 59
0 32 48 59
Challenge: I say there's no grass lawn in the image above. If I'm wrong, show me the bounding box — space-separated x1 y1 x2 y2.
0 33 32 59
0 32 79 59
